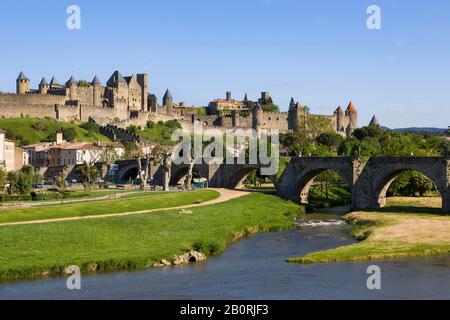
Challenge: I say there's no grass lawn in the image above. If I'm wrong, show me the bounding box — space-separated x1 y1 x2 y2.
289 196 450 264
0 193 301 281
0 190 219 224
0 117 110 146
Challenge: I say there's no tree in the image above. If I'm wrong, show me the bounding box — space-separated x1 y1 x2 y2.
77 80 90 88
316 132 344 152
6 172 18 195
16 172 33 195
0 168 7 192
100 145 120 164
407 172 435 197
437 139 450 157
61 127 77 142
261 104 280 112
77 163 99 191
80 121 100 134
56 167 69 197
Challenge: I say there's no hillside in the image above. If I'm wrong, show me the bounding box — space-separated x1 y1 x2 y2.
0 118 110 146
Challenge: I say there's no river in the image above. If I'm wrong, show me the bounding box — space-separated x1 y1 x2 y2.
1 212 449 300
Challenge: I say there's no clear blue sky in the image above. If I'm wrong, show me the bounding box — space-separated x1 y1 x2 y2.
1 0 449 128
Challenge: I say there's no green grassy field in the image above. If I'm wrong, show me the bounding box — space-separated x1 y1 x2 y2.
0 193 301 281
0 118 110 146
289 197 450 264
0 190 219 224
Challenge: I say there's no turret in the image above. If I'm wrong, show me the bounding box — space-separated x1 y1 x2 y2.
66 76 77 100
252 102 263 136
289 97 296 110
334 106 344 133
137 73 148 112
345 101 358 129
163 89 174 116
50 77 62 89
91 75 101 107
226 91 232 101
39 77 50 94
16 72 30 94
346 122 354 137
288 101 301 131
369 115 380 127
232 109 240 127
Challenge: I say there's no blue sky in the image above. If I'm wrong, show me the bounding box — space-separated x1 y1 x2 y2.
1 0 449 128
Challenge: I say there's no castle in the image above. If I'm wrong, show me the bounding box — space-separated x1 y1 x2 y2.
0 71 358 137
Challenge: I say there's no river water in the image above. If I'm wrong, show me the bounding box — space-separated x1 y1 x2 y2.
1 212 450 300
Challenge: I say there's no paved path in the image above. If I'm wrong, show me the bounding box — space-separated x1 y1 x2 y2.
0 189 250 228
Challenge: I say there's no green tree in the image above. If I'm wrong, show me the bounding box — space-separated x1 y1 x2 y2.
316 132 344 152
61 127 77 142
56 167 69 197
406 172 435 197
261 104 280 112
77 163 100 191
0 167 7 192
80 121 100 134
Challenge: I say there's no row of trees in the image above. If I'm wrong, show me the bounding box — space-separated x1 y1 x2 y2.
281 125 450 157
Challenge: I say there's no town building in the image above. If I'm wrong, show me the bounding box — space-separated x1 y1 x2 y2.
0 133 28 171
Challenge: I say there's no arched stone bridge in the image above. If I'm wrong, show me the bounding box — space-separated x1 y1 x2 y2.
113 157 450 213
114 159 263 189
277 157 450 213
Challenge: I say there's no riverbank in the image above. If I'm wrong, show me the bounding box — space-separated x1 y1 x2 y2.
0 190 220 224
289 197 450 263
0 193 302 281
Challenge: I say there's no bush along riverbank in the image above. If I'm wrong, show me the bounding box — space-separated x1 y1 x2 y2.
289 205 450 264
0 193 303 281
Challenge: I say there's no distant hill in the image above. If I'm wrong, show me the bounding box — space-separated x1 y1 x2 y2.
382 126 447 135
0 118 111 147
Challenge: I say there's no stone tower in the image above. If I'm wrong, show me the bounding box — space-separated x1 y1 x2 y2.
345 101 358 129
137 74 148 112
50 77 62 90
252 102 263 136
39 77 50 95
16 72 30 94
66 76 77 100
346 122 355 137
334 106 344 133
163 89 174 116
232 109 240 127
226 91 232 101
91 75 101 107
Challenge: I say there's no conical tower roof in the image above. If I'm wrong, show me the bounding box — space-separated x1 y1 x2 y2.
39 77 49 86
50 76 61 86
369 115 380 127
17 71 30 81
66 76 77 86
346 101 357 113
335 106 344 114
163 89 173 101
91 75 101 85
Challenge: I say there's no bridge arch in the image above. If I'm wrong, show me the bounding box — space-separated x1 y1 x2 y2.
295 168 352 204
276 157 357 204
116 164 140 183
372 168 444 209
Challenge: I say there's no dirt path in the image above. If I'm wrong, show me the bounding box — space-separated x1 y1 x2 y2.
0 189 250 228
